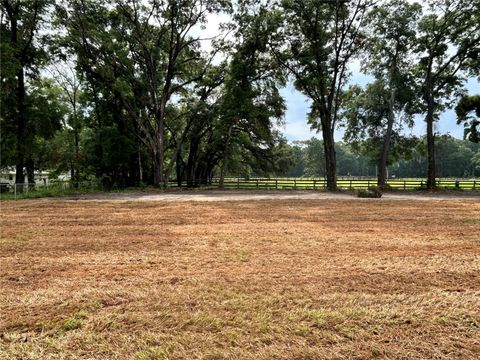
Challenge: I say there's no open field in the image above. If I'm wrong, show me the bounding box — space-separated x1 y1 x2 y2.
1 197 480 359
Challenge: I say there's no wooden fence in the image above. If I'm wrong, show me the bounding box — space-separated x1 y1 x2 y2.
168 178 479 190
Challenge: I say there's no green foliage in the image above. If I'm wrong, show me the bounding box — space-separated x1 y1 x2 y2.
0 0 55 179
1 0 479 189
413 0 480 187
456 95 480 143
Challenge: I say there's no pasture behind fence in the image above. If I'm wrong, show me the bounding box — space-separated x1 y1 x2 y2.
168 178 478 191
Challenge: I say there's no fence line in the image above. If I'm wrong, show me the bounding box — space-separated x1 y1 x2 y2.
3 178 477 199
168 178 478 190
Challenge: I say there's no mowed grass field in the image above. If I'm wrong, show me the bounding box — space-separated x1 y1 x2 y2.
1 198 479 359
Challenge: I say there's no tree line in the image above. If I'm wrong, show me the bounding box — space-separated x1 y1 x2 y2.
286 136 480 179
1 0 479 190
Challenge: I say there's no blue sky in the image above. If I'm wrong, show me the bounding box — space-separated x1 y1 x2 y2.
280 74 480 143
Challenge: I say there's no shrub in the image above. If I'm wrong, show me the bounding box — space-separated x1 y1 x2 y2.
356 186 382 198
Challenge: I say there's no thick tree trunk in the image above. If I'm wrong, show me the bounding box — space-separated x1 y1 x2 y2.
186 138 199 187
74 127 79 188
378 88 396 187
426 103 436 189
15 71 27 186
320 113 337 191
425 85 436 190
138 149 143 184
153 103 166 188
323 134 337 191
176 150 183 187
153 147 162 187
11 15 26 189
26 157 35 189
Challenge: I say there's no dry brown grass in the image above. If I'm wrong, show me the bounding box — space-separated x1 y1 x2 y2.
1 198 479 359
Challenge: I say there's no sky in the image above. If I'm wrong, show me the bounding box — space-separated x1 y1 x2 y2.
280 74 480 142
200 6 480 143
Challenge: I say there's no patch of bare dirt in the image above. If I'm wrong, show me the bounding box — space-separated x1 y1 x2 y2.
59 189 480 202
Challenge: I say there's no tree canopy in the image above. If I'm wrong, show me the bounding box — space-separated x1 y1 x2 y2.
1 0 479 189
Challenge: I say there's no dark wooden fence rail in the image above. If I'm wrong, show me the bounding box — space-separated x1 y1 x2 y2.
168 178 478 190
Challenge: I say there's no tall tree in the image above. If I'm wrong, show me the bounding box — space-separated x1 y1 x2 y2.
1 0 51 186
354 0 421 186
271 0 372 190
217 1 285 187
415 0 480 189
48 62 84 186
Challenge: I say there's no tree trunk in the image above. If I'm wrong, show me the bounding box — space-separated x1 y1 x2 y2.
153 147 162 187
186 138 199 187
378 88 396 187
425 86 436 190
26 157 35 189
138 149 143 184
74 127 79 188
426 105 436 189
153 103 166 188
320 113 337 191
15 80 27 186
176 150 183 187
219 123 234 189
323 135 337 191
12 15 26 189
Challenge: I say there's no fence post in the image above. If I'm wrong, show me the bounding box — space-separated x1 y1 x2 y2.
256 179 259 189
275 179 278 190
294 179 296 190
350 180 352 190
404 181 406 191
237 178 240 189
474 180 476 190
313 179 316 190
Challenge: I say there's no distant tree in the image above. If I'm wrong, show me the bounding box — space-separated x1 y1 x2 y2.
48 62 84 186
390 136 478 178
336 142 376 177
472 150 480 176
435 135 475 177
302 138 325 177
285 142 305 177
342 81 417 184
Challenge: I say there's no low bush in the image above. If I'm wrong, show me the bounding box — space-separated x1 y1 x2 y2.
356 186 382 198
